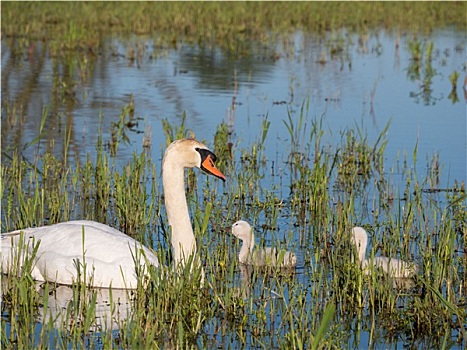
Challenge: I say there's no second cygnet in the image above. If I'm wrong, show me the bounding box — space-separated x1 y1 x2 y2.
231 220 297 268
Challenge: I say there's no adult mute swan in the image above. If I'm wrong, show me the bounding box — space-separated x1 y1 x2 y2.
1 139 226 288
231 221 297 268
351 227 419 278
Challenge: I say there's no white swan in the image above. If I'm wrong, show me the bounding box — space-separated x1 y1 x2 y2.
1 138 226 288
231 220 297 268
351 227 419 278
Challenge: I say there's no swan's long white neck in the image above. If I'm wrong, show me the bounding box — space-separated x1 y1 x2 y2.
238 231 255 263
163 153 197 267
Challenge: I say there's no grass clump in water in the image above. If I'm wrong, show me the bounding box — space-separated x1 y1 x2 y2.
1 104 466 348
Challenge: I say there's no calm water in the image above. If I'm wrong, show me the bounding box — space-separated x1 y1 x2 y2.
2 28 466 348
2 29 466 185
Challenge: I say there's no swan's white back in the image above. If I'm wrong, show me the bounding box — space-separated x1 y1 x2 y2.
351 227 418 278
231 220 297 268
2 221 158 288
1 138 226 288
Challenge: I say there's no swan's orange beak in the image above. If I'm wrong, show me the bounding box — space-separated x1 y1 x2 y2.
201 154 226 181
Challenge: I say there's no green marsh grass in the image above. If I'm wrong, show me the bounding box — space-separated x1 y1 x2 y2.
2 2 466 60
2 101 466 348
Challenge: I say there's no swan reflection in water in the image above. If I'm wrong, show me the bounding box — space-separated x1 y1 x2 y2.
230 255 300 301
2 277 133 332
39 284 133 331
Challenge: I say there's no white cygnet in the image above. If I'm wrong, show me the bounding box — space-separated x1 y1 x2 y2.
231 220 297 268
351 227 419 278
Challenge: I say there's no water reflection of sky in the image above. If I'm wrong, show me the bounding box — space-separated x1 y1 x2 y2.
114 30 463 184
2 29 465 183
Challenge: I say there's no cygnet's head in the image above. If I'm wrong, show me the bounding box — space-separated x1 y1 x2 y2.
231 220 252 241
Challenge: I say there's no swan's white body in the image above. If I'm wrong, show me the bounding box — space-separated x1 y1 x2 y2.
231 220 297 268
1 139 225 288
1 221 158 288
351 227 418 278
